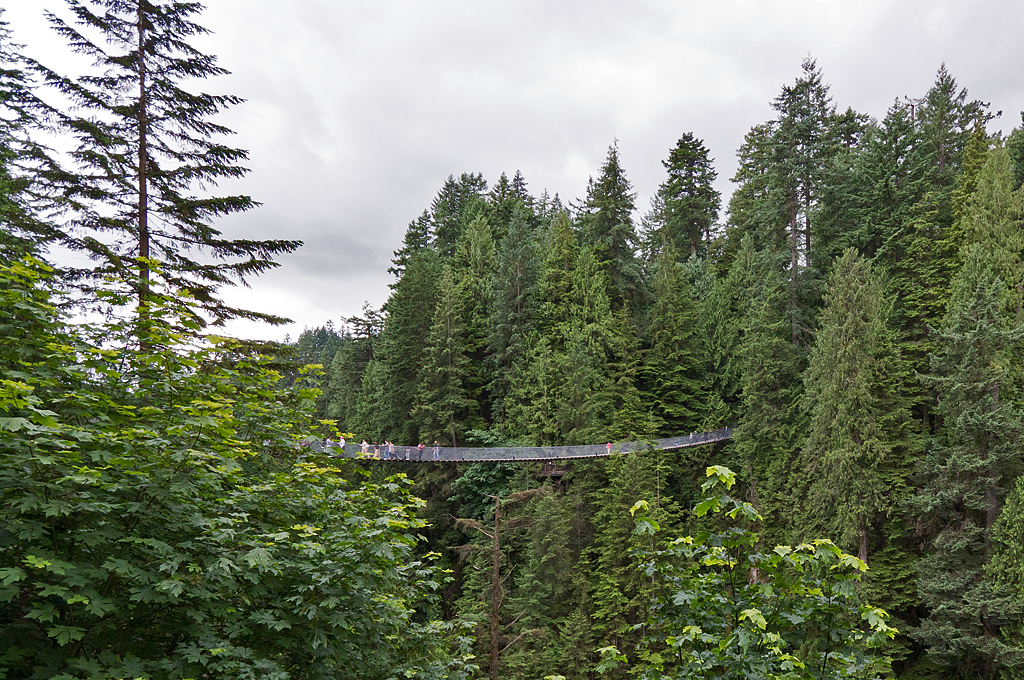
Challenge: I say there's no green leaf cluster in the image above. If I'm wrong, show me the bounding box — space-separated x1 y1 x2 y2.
630 466 896 680
0 258 471 679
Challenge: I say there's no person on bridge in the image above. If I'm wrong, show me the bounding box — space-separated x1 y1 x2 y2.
405 447 411 461
417 443 424 459
432 441 440 460
606 442 611 454
361 440 369 455
387 440 395 459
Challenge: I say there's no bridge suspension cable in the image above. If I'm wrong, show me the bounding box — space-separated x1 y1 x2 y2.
319 427 734 463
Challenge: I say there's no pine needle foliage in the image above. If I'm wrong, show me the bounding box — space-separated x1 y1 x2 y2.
800 249 917 561
911 245 1024 678
37 0 300 325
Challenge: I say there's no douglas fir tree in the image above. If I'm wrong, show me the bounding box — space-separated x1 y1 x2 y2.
39 0 300 325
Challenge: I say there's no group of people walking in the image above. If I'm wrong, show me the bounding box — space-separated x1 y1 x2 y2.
355 439 442 461
321 430 732 464
318 429 733 466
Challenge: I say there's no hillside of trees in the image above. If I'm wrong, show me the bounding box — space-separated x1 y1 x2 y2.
3 1 1024 678
288 59 1024 680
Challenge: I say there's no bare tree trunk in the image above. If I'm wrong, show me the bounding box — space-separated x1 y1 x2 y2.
490 496 502 680
859 527 869 564
1016 283 1023 326
804 189 812 259
790 194 799 345
136 3 150 315
985 380 1000 558
985 486 998 559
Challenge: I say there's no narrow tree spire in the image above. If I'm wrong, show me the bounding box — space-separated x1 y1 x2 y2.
38 0 300 326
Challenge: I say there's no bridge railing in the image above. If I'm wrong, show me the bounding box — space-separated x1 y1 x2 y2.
321 427 733 462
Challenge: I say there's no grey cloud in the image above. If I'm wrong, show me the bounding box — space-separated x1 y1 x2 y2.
5 1 1024 340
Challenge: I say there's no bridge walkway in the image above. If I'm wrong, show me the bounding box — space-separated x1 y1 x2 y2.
326 427 734 463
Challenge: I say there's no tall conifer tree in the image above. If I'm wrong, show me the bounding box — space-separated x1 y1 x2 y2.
455 214 497 427
721 122 790 269
1007 114 1024 192
885 68 989 431
722 59 837 345
40 0 300 325
327 305 383 430
389 209 433 281
688 255 741 429
579 142 642 312
642 239 704 435
911 244 1024 678
771 57 836 343
490 207 539 421
732 245 805 544
606 305 655 442
374 250 441 442
0 13 57 256
957 147 1024 328
538 211 578 340
486 170 533 242
431 172 487 258
799 249 916 565
555 247 614 444
504 211 577 444
414 264 473 446
648 133 720 259
918 64 990 188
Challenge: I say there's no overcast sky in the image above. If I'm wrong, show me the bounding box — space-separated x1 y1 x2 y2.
6 0 1024 341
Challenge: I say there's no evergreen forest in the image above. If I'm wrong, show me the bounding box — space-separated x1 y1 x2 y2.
3 2 1024 680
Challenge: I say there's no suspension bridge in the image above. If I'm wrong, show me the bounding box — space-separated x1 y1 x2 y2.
321 427 734 463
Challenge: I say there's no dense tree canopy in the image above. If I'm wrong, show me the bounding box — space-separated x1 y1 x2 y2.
306 59 1024 680
4 8 1024 677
